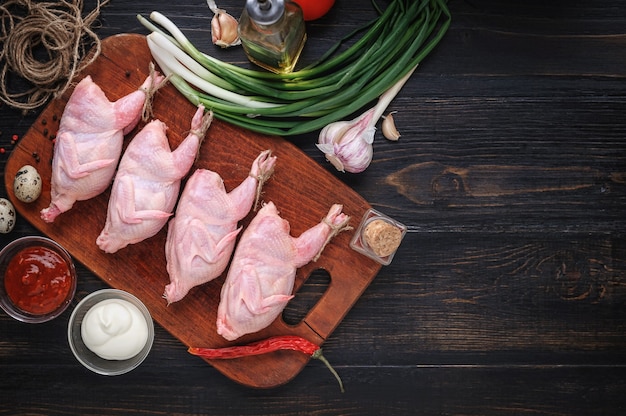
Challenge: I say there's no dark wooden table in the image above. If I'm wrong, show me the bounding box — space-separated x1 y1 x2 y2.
2 0 626 414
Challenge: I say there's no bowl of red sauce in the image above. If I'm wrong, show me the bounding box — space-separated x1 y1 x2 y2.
0 236 77 323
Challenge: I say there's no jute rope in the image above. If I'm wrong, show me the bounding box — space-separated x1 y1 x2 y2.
0 0 110 112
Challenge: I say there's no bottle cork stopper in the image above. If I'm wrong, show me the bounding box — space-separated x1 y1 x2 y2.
362 219 402 258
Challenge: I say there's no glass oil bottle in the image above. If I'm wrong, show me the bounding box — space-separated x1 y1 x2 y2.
238 0 307 74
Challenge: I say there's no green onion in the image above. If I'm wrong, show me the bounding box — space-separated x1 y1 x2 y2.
138 0 451 136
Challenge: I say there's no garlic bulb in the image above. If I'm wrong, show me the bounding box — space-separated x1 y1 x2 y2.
317 65 417 173
207 0 241 48
316 109 376 173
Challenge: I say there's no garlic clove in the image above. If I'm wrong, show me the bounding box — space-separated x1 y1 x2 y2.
208 0 241 48
381 111 401 141
316 143 345 172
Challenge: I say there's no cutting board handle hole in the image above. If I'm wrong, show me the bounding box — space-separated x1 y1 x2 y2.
282 269 330 326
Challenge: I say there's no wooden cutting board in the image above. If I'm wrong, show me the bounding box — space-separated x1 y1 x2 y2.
4 34 381 388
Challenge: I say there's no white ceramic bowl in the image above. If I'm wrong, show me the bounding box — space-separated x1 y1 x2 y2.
67 289 154 376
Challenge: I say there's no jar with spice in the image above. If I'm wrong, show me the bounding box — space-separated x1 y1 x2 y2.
350 208 407 265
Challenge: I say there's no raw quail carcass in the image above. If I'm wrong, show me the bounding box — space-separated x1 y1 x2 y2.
40 71 165 223
164 150 277 304
216 202 351 341
96 105 213 254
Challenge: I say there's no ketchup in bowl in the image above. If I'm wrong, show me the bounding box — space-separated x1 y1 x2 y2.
0 236 77 323
5 245 73 314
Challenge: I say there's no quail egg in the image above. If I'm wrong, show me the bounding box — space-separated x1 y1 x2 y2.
0 198 16 234
13 164 42 203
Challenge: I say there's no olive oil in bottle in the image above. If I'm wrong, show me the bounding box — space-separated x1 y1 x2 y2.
238 0 306 74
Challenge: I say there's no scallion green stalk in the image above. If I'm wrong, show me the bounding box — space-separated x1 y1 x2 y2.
138 0 451 136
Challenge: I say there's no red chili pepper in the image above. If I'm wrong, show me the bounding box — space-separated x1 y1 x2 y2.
189 335 345 392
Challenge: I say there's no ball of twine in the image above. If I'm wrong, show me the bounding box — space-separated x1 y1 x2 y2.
0 0 110 111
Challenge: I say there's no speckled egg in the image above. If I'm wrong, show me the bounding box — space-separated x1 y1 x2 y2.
0 198 16 234
13 164 42 203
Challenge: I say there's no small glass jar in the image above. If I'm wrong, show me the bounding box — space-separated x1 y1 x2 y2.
238 0 307 73
350 209 407 265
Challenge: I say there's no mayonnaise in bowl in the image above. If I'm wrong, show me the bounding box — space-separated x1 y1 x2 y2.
68 289 154 375
81 298 149 360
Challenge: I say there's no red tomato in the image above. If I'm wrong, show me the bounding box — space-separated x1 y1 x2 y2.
292 0 335 21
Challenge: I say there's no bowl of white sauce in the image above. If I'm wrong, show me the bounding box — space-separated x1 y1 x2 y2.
67 289 154 375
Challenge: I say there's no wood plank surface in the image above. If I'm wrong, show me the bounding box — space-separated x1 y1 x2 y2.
2 34 380 388
2 0 626 414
